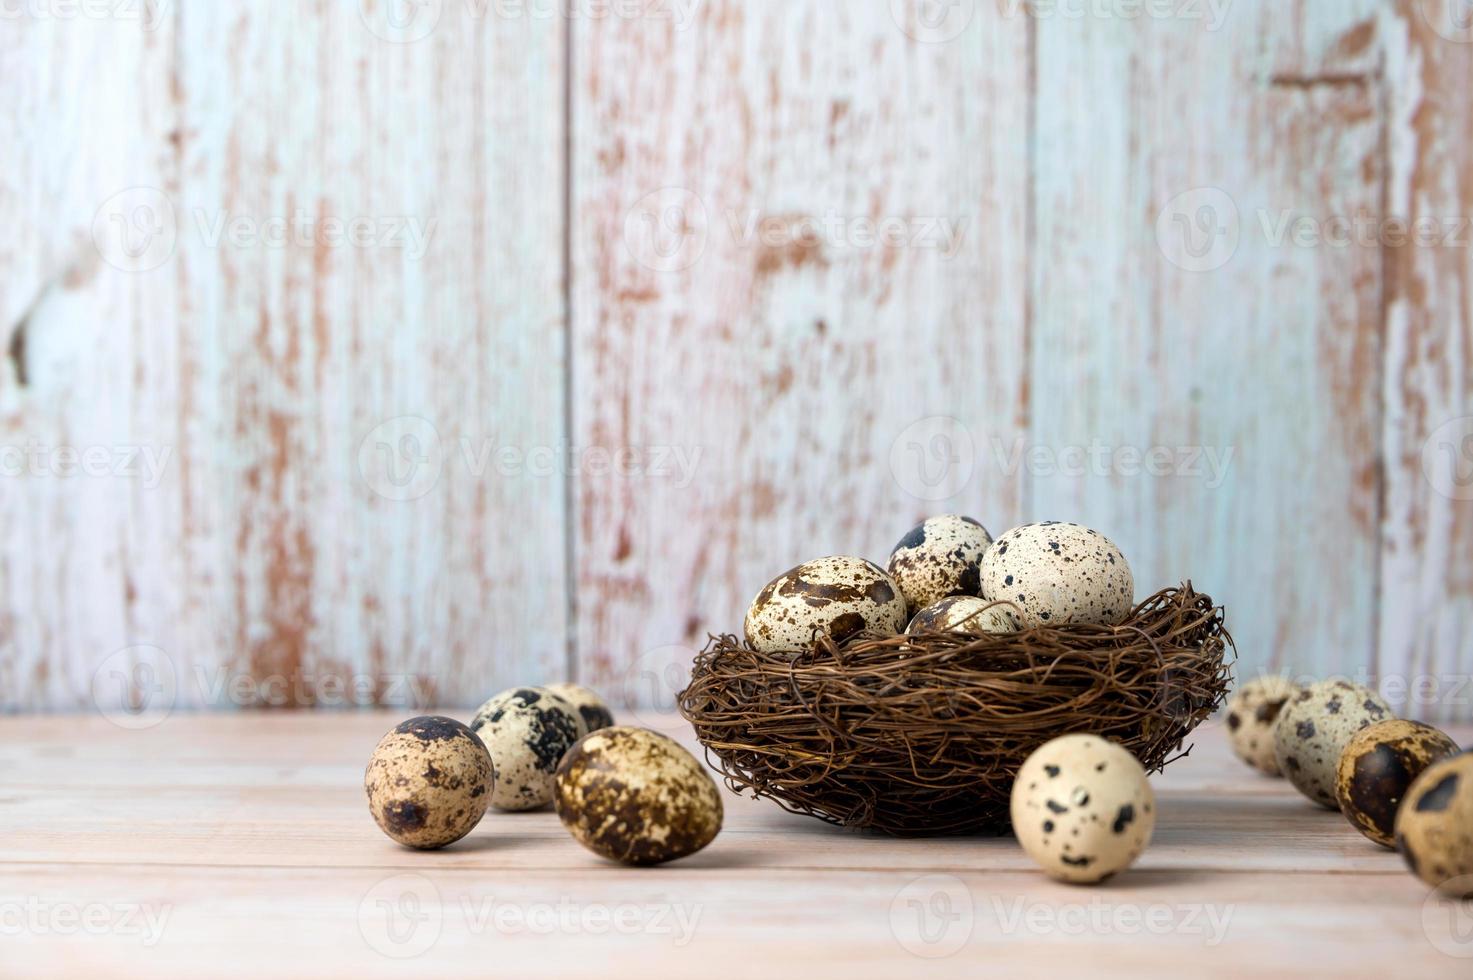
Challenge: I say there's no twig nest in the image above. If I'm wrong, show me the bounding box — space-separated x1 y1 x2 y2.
886 514 992 615
1335 719 1459 848
1396 751 1473 895
471 687 583 811
1010 735 1156 884
1272 680 1393 809
980 522 1134 628
546 682 615 733
554 727 723 865
365 716 493 849
743 555 906 653
906 595 1013 635
1224 675 1302 776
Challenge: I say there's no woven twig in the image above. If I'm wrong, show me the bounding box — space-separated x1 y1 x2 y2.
678 584 1234 835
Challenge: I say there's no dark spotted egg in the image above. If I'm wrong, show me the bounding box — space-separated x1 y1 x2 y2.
546 682 615 734
1272 679 1394 809
1396 751 1473 895
1224 675 1302 776
979 522 1134 629
470 687 584 811
1010 734 1156 884
554 726 722 865
743 556 907 653
906 595 1014 635
886 514 992 615
365 715 493 849
1336 719 1458 848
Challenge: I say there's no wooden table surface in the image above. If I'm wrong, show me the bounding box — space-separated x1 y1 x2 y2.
2 711 1469 978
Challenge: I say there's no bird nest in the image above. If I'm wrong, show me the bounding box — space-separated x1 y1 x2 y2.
678 584 1233 836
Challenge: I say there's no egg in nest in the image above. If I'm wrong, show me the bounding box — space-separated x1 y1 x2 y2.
554 726 723 865
364 715 493 849
1336 719 1459 848
1272 679 1393 809
546 682 615 733
906 595 1014 635
1010 734 1156 884
1224 675 1302 776
1396 751 1473 895
886 514 992 616
470 687 584 811
743 555 907 653
979 522 1134 629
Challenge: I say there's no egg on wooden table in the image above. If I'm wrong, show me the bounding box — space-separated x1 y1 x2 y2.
546 682 615 733
1272 679 1394 809
743 556 907 653
554 726 723 865
364 716 494 849
1010 734 1156 884
1396 751 1473 895
1224 675 1303 776
906 595 1014 635
1335 719 1459 848
979 522 1134 629
470 687 584 811
886 514 993 615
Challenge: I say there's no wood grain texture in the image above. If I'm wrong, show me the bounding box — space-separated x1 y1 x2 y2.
570 2 1031 698
2 711 1470 978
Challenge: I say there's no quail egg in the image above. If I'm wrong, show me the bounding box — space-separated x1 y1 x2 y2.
886 514 993 615
1010 734 1156 884
554 726 723 865
1335 719 1459 848
364 715 494 849
979 522 1134 629
1224 675 1302 776
906 595 1014 635
1272 679 1394 809
1396 751 1473 895
744 556 907 653
546 682 615 733
470 687 584 811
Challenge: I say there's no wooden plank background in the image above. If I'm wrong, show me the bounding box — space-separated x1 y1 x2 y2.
0 1 1469 719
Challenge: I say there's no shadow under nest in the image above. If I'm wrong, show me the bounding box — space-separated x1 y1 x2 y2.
678 584 1234 836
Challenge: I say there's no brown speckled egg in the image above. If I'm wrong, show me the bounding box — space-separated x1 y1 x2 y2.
1010 734 1156 884
886 515 993 615
1224 675 1302 776
743 556 907 654
1272 680 1394 809
1336 719 1458 848
470 687 583 811
365 716 493 849
1396 751 1473 895
546 682 615 734
554 726 723 865
979 522 1134 629
906 595 1014 635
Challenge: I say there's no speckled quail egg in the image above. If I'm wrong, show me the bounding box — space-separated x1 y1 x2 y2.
886 515 993 615
554 726 723 865
1335 719 1459 848
979 522 1134 629
1010 734 1156 884
906 595 1014 635
364 716 494 849
1272 679 1394 809
546 682 615 734
1396 751 1473 894
470 687 584 811
743 555 907 653
1224 675 1303 776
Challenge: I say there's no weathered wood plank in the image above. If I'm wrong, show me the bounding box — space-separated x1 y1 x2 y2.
570 2 1032 701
